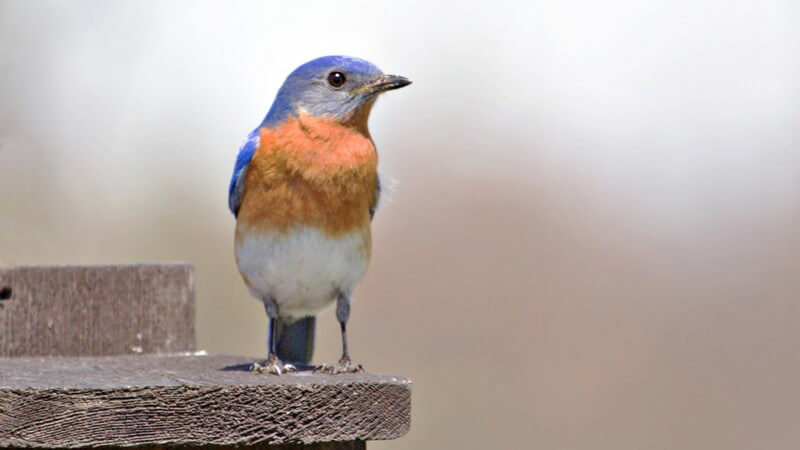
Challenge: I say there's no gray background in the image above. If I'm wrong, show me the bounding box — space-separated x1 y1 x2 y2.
2 1 800 449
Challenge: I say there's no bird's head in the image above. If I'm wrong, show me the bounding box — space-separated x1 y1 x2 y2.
262 56 411 131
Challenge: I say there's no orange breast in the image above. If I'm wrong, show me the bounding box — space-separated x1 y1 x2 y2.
237 113 378 236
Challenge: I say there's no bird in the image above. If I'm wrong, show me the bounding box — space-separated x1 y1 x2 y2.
228 56 411 375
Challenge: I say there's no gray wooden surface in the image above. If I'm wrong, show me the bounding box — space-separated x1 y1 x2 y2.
0 354 411 448
0 264 195 357
115 444 367 450
0 264 410 449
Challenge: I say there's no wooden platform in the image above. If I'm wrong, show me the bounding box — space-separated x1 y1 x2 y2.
0 265 412 449
0 354 411 448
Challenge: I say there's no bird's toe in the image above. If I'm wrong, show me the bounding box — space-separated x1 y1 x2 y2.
251 355 294 376
314 357 364 375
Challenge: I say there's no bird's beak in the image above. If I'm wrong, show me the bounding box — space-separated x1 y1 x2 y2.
361 74 412 95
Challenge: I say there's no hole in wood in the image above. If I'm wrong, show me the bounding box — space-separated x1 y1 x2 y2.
0 286 11 300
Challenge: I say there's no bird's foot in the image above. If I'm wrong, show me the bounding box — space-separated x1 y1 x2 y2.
314 356 364 375
251 354 296 376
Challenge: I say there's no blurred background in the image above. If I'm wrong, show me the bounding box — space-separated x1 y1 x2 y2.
2 0 800 448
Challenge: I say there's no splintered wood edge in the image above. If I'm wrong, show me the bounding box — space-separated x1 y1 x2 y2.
0 354 411 448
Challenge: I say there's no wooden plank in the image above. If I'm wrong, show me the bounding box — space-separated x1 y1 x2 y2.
127 444 366 450
2 443 367 450
0 264 195 357
0 354 412 448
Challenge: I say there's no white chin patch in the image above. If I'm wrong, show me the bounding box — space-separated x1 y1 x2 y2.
235 226 369 317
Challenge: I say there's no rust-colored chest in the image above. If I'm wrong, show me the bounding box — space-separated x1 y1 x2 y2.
237 115 378 236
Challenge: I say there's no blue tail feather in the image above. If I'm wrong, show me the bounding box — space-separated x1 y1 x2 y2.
272 316 315 367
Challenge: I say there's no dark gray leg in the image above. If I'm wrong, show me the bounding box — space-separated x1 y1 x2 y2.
266 296 279 355
316 292 363 374
251 296 295 375
337 293 352 363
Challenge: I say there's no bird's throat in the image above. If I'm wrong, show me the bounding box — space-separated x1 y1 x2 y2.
342 98 376 138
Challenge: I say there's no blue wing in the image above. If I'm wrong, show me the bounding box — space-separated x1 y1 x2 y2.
228 129 260 216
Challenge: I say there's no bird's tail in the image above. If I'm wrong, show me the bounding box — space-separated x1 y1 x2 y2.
273 316 315 367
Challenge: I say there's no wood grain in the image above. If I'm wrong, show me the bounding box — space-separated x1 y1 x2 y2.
111 443 366 450
0 264 195 357
0 354 411 447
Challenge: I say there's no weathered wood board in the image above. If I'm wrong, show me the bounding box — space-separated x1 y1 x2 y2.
0 354 411 448
0 264 195 357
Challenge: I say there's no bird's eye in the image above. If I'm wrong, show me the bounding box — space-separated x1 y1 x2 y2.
327 71 346 88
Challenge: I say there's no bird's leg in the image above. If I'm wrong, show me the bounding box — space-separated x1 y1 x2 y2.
251 296 295 375
316 292 363 374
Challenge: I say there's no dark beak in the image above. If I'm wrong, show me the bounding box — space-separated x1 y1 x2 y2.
365 74 412 94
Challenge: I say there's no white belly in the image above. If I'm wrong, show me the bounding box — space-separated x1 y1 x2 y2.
235 225 370 318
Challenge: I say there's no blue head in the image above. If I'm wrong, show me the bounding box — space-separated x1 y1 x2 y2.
261 56 411 128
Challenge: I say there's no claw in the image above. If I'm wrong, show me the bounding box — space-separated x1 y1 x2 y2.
250 360 281 375
314 356 364 375
251 355 296 376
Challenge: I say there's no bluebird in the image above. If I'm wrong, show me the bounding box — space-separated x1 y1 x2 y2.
229 56 411 375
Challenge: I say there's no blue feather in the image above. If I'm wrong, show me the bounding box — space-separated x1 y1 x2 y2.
228 129 260 216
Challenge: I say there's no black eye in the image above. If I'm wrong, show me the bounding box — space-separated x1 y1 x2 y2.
327 71 346 88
